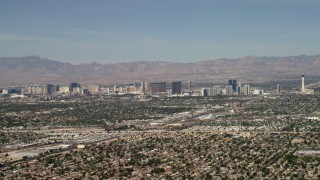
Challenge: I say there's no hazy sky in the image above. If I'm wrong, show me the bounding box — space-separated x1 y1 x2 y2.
0 0 319 64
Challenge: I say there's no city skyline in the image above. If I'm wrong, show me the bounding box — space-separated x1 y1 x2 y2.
1 1 320 177
1 0 320 64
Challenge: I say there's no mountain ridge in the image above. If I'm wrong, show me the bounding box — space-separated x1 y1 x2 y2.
1 55 320 85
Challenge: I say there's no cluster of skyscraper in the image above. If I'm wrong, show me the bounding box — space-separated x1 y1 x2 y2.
200 79 250 96
0 80 249 97
16 83 100 96
140 81 183 95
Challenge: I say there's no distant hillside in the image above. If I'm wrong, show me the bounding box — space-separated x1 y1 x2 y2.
0 55 320 85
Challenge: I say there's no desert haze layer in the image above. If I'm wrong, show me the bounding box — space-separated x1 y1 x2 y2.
0 55 320 85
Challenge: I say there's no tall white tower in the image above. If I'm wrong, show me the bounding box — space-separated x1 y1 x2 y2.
276 84 281 94
301 74 305 94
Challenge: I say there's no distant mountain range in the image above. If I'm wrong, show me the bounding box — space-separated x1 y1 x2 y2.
1 55 320 85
